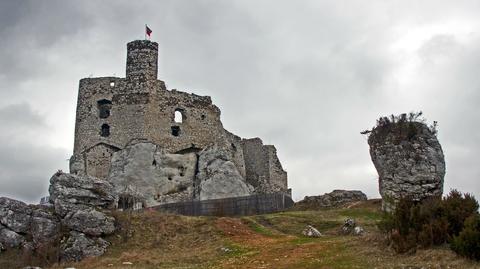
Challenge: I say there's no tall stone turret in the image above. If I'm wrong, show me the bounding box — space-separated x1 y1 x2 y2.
126 40 158 81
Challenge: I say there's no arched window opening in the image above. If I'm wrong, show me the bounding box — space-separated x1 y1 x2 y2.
97 99 112 119
174 108 185 123
101 124 110 137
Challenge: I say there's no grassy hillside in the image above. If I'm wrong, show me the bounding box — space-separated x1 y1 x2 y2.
2 200 479 269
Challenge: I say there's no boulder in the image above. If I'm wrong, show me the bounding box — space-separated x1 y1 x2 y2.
302 225 322 237
60 231 109 262
0 225 25 248
296 190 367 209
341 218 356 235
108 142 197 207
367 120 445 211
197 146 253 200
353 226 364 236
62 209 115 236
0 197 32 233
49 172 117 216
30 206 60 246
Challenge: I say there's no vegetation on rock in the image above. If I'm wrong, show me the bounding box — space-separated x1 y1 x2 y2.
361 111 438 142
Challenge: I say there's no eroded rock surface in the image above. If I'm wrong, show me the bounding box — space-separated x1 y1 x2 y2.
49 172 116 217
0 197 32 233
296 190 367 209
62 209 115 236
0 172 117 262
197 146 253 200
0 225 25 248
108 142 255 206
60 231 109 262
108 142 197 207
367 121 445 211
30 207 60 246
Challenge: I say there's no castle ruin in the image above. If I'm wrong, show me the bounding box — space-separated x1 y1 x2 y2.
69 40 289 208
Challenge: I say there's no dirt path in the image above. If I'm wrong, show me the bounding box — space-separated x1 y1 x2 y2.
214 218 328 269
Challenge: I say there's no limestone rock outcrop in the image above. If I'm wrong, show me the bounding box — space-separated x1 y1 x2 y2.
62 209 115 236
0 197 61 249
49 172 116 217
108 142 254 207
30 207 60 246
0 172 117 262
0 197 32 233
60 231 110 262
197 147 254 200
295 190 367 209
367 118 445 211
108 142 197 207
0 225 25 248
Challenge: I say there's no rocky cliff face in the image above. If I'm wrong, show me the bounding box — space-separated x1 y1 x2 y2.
108 142 254 207
367 120 445 211
0 172 117 262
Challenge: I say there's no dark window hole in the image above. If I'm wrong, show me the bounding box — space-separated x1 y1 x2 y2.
97 99 112 119
171 126 180 137
101 124 110 137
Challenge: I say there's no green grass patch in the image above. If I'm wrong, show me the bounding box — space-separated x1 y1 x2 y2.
241 217 279 237
220 242 251 258
289 237 372 269
250 211 341 236
337 208 382 222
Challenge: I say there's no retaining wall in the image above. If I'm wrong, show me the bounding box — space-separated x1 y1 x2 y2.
151 192 294 216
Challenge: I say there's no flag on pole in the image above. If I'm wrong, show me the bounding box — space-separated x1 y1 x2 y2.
146 25 152 38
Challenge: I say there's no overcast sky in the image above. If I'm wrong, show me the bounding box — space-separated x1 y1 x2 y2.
1 0 479 204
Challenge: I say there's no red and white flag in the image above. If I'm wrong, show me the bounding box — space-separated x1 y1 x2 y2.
146 25 152 37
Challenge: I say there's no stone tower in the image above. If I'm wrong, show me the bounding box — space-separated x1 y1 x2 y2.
70 39 289 206
126 40 158 81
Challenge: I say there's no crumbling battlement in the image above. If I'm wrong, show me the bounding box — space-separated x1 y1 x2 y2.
70 39 289 205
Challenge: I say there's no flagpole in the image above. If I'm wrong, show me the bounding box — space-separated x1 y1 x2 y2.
144 24 147 40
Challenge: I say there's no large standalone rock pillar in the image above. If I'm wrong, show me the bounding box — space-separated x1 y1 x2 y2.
367 119 445 211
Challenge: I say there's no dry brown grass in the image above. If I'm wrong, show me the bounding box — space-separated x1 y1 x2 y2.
1 200 479 269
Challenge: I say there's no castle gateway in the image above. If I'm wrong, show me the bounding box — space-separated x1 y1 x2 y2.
69 39 290 210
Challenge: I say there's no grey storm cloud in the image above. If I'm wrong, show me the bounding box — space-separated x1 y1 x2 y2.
0 103 68 202
0 0 480 204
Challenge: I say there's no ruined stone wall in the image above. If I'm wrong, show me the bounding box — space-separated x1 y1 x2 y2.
224 130 247 179
73 40 229 178
241 138 288 194
265 145 288 192
242 138 270 189
145 89 228 153
71 39 289 202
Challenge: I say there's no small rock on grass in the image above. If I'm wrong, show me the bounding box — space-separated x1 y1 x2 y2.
302 225 322 237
